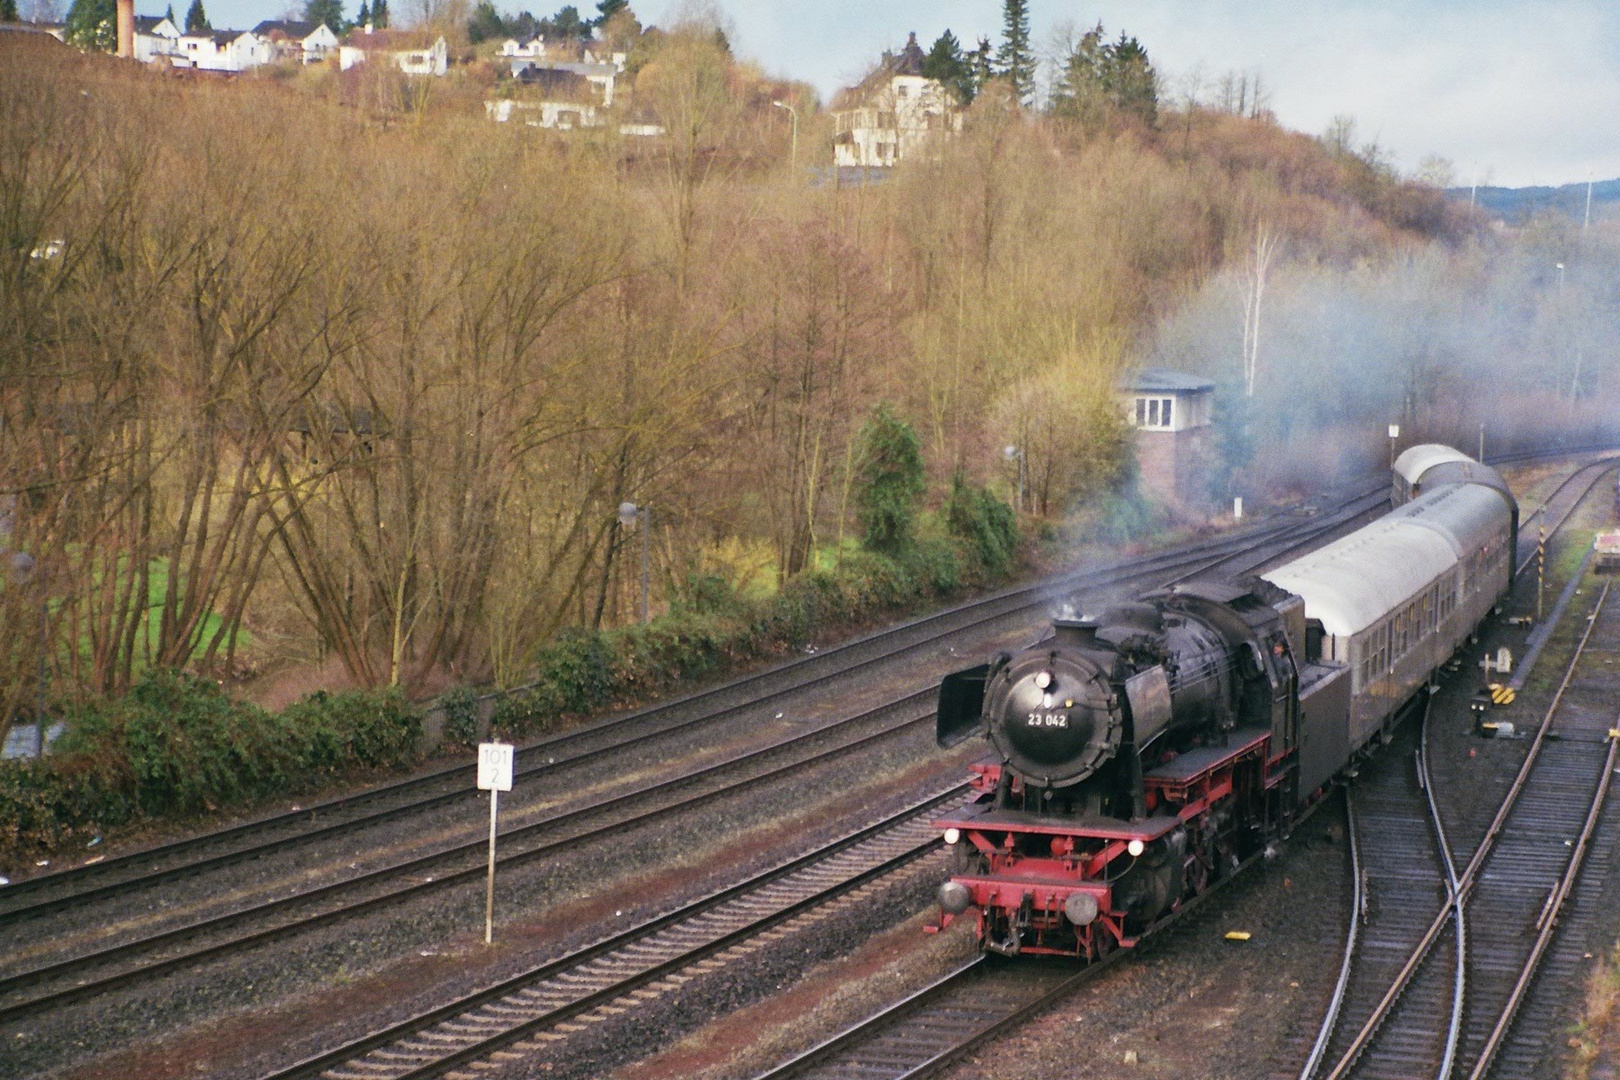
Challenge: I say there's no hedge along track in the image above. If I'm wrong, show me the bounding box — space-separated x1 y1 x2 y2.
258 784 973 1080
0 689 944 1026
1316 576 1620 1080
0 484 1380 927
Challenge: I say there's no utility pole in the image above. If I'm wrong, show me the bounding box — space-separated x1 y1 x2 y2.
618 501 651 623
773 100 798 175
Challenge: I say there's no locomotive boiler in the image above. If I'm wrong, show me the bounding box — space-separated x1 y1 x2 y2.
931 446 1517 959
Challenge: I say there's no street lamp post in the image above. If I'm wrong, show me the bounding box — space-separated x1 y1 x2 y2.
1387 423 1400 468
773 100 798 174
617 501 650 624
1003 445 1025 513
4 550 45 757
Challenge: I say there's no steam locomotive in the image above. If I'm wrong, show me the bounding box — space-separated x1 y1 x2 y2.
930 446 1517 959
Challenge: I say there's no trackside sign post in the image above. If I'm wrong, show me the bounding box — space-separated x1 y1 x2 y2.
478 742 514 944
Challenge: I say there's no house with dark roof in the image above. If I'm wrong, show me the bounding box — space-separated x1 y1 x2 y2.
252 19 338 63
831 33 962 168
338 27 449 76
132 14 180 62
174 27 268 71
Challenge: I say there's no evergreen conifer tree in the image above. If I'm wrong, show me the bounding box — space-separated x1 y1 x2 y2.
995 0 1035 105
854 404 926 555
304 0 344 32
922 29 976 104
164 2 173 21
65 0 117 48
354 0 368 25
184 0 208 32
593 0 625 26
370 0 387 28
1 0 19 22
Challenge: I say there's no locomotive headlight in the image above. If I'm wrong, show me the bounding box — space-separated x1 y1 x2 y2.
943 828 961 846
1034 670 1053 690
1127 839 1146 857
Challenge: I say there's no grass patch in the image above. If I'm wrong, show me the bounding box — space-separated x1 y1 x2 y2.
1568 942 1620 1080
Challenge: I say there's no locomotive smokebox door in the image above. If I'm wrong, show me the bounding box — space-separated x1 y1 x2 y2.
937 664 991 748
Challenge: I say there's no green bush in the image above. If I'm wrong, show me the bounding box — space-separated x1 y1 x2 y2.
1 672 421 861
440 686 481 749
2 476 1030 864
854 404 926 554
944 472 1020 578
490 687 551 740
531 628 615 716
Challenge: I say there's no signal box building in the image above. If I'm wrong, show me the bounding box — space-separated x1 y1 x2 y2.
1121 368 1216 508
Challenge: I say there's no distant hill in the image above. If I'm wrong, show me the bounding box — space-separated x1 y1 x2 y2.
1449 178 1620 226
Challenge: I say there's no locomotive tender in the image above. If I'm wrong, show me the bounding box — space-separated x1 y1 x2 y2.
931 446 1517 959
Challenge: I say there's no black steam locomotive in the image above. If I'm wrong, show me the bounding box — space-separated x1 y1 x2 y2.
930 447 1516 958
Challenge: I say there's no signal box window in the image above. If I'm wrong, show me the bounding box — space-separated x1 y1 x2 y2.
1134 396 1175 430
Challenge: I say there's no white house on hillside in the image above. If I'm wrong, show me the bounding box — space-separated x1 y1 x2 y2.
499 36 544 57
508 56 617 106
174 28 267 71
252 19 338 63
832 33 962 168
339 28 448 76
132 14 179 62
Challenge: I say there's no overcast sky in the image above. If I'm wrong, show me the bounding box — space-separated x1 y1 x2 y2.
181 0 1617 188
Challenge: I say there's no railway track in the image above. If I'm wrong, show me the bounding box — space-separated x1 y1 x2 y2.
0 487 1395 1026
748 830 1280 1080
1308 573 1620 1080
0 487 1380 928
749 956 1086 1080
1298 704 1464 1080
0 692 941 1024
261 785 973 1080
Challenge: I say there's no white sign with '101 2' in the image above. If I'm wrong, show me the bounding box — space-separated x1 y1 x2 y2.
477 742 514 792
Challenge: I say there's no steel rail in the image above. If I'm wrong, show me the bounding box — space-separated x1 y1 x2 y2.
0 491 1395 1025
1418 697 1468 1080
1513 457 1620 576
1299 788 1363 1080
1463 725 1620 1080
1319 578 1614 1080
0 501 1341 923
750 837 1284 1080
0 694 939 1023
258 785 973 1080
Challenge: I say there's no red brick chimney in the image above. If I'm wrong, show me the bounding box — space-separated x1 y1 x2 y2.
116 0 134 57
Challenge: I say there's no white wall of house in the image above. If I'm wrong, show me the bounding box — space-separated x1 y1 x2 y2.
500 37 544 57
175 32 253 71
300 23 338 61
832 73 960 168
485 99 601 129
133 17 180 63
395 36 447 76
